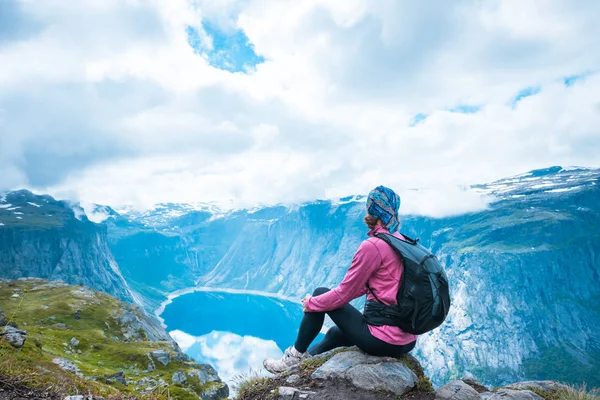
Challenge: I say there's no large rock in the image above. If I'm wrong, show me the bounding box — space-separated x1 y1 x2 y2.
436 380 481 400
487 389 543 400
277 386 316 399
106 371 127 385
172 370 187 384
150 350 171 366
504 381 569 392
52 358 82 377
311 348 418 396
200 382 230 400
188 364 222 385
347 362 418 395
1 325 27 348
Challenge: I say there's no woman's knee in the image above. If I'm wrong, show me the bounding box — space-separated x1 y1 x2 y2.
312 287 330 296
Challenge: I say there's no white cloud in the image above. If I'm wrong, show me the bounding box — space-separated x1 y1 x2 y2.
0 0 599 216
169 329 282 385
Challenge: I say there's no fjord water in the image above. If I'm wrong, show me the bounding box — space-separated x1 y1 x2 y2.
160 291 320 384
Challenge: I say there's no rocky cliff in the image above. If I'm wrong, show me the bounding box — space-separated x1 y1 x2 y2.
0 190 133 302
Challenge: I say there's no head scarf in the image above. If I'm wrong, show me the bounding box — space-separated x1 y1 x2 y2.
366 185 401 233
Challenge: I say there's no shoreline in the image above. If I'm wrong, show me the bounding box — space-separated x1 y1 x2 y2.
154 286 302 325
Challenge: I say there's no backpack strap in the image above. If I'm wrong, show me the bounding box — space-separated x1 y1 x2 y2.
365 282 383 304
364 231 416 304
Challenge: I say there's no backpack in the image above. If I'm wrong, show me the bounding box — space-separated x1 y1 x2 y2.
363 232 451 335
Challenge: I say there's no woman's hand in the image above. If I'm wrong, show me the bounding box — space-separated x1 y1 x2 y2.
301 294 312 312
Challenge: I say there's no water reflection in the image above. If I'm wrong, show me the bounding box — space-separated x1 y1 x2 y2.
161 291 324 388
169 329 282 383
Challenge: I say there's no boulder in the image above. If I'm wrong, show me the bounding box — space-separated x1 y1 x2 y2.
200 382 230 400
172 370 187 384
187 364 221 385
347 362 418 395
106 371 127 385
52 358 82 377
276 386 316 399
436 380 481 400
0 307 7 327
310 348 418 396
70 337 80 347
146 353 156 372
1 325 27 348
150 349 171 366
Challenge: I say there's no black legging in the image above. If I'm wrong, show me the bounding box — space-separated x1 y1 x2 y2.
294 287 417 356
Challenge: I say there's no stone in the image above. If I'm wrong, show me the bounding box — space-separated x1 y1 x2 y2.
310 347 419 396
285 374 300 384
172 370 187 384
346 361 418 395
311 350 369 380
187 364 221 385
63 396 94 400
150 350 171 366
199 382 230 400
487 389 543 400
462 376 490 392
70 337 80 347
106 371 127 385
74 310 81 320
436 380 481 400
1 325 27 348
146 353 156 372
52 358 82 377
56 323 67 329
276 386 316 399
173 344 189 361
504 381 569 392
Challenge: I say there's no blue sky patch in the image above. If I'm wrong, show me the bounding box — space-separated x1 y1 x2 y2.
563 73 588 87
450 105 480 114
511 86 541 106
410 113 428 127
186 21 264 73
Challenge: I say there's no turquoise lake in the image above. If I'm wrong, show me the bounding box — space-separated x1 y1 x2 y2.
160 291 324 386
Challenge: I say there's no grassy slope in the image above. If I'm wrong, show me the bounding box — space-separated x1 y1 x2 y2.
0 279 226 399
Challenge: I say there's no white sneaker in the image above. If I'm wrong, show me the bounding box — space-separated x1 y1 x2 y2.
263 346 306 374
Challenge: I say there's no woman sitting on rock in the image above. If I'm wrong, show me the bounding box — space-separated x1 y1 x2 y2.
263 186 418 373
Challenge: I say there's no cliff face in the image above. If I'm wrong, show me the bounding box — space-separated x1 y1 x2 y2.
0 190 133 302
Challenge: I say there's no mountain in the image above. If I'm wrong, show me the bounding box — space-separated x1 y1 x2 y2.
0 190 134 302
107 166 600 387
1 167 599 389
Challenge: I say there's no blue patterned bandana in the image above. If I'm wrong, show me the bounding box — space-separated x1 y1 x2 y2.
366 186 401 233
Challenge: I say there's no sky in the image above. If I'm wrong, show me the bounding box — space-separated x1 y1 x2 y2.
1 0 599 215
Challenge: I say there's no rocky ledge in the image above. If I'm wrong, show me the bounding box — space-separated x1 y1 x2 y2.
236 346 583 400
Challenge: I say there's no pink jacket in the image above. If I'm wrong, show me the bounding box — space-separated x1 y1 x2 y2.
304 225 418 345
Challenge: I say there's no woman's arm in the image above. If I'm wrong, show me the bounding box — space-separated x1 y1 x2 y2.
304 240 381 312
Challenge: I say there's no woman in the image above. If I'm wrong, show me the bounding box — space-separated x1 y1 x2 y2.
263 186 418 374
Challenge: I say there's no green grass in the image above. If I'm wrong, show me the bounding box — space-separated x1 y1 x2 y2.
0 279 224 399
235 377 276 400
527 386 600 400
